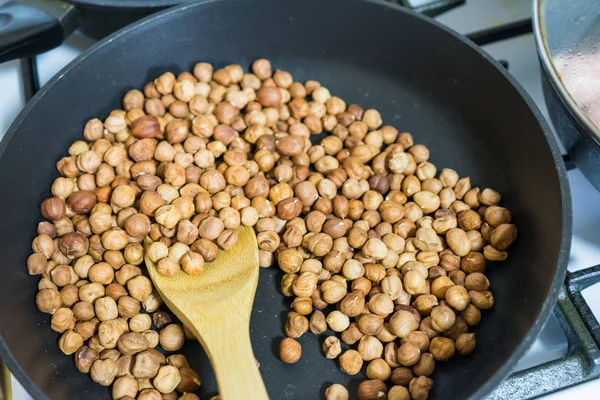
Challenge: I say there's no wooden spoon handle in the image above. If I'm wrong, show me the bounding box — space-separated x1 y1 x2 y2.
187 319 268 400
200 325 269 400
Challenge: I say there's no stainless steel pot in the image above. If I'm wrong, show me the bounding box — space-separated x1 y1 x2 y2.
534 0 600 189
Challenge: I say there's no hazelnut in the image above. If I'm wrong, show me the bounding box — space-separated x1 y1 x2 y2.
74 345 99 374
469 290 495 309
36 288 62 314
358 313 384 336
388 386 410 400
339 349 363 375
91 358 118 386
339 290 366 317
323 336 342 359
127 276 153 302
153 365 181 394
409 376 433 400
67 191 97 214
112 376 139 399
285 312 309 338
159 324 185 351
129 313 152 333
455 332 476 355
132 348 165 379
308 310 327 334
388 310 418 339
176 367 201 392
326 310 350 332
490 223 518 250
358 335 383 361
429 337 455 361
325 384 349 400
366 358 392 381
117 332 149 355
40 197 66 221
357 379 387 400
279 337 301 363
445 285 470 311
430 305 456 332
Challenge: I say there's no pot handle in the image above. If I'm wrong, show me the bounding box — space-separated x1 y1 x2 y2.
0 0 78 64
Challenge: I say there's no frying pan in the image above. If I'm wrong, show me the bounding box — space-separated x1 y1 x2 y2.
0 0 571 399
0 0 189 63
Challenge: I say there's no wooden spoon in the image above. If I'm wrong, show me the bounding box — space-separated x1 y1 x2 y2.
144 226 269 400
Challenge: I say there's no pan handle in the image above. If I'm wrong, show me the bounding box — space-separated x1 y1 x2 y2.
396 0 465 17
0 0 78 64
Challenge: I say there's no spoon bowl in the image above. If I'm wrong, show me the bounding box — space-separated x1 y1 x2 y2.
144 226 269 400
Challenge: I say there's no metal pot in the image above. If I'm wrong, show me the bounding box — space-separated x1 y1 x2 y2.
534 0 600 190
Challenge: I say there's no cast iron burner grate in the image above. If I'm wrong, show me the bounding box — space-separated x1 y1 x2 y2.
17 1 600 398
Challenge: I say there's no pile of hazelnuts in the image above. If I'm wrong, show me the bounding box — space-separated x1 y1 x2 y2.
29 57 517 400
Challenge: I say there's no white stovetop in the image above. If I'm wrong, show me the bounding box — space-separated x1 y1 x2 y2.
2 1 600 399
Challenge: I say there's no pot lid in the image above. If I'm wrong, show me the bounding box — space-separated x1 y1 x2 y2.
534 0 600 139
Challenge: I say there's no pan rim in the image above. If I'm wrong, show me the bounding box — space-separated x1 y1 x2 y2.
0 0 572 399
68 0 187 11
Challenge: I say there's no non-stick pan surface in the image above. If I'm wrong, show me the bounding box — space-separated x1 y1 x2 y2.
0 0 571 399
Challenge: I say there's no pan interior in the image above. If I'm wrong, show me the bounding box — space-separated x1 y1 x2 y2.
0 0 568 399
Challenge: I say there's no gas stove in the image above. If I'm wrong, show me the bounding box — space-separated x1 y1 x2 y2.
1 1 600 399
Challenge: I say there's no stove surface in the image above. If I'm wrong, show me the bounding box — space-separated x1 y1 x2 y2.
1 0 599 399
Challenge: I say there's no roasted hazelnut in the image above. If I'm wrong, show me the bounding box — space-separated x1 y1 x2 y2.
409 376 433 400
465 272 490 292
325 384 349 400
91 358 118 386
430 305 456 332
131 351 164 382
138 388 163 400
309 310 327 334
339 290 366 317
358 313 384 336
412 294 439 316
128 313 151 333
469 290 495 309
59 330 83 355
112 376 138 399
445 285 470 311
357 379 387 400
403 270 427 296
357 335 383 361
41 197 67 221
455 332 476 355
74 345 99 374
339 349 363 375
51 307 76 333
59 232 89 259
285 312 309 338
36 288 62 314
176 367 201 392
27 252 48 275
429 335 455 363
396 341 420 367
153 365 181 394
430 276 454 300
319 336 342 360
159 324 185 351
490 223 518 250
127 276 153 302
366 358 392 381
390 367 413 387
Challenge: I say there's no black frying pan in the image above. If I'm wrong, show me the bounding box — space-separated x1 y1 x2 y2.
0 0 571 399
